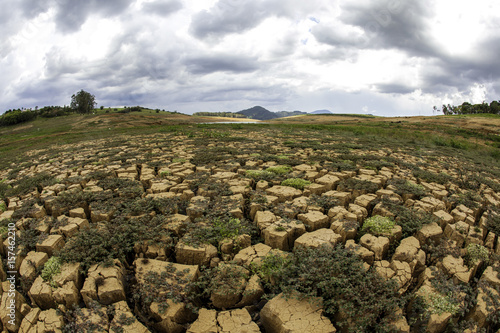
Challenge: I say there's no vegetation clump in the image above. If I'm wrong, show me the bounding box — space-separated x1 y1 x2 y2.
41 256 62 288
465 243 489 267
360 215 396 236
245 169 275 182
281 178 311 190
265 165 293 175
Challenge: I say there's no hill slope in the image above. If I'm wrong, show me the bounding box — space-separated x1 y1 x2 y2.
236 106 278 120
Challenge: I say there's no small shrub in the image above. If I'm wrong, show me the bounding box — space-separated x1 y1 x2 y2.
360 215 396 236
387 178 426 198
0 201 6 212
275 245 404 332
338 178 378 193
306 194 339 212
41 257 62 287
6 172 57 197
281 178 311 190
465 243 489 267
382 199 436 238
427 292 461 316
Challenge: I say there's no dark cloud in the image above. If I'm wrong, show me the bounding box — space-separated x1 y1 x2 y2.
141 0 183 16
374 83 415 95
190 0 271 40
189 0 323 40
311 22 366 48
54 0 134 33
335 1 439 57
184 54 260 74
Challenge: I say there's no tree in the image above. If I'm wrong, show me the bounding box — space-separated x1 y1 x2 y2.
71 90 96 114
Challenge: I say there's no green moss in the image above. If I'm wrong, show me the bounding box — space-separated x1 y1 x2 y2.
281 178 311 190
266 165 293 175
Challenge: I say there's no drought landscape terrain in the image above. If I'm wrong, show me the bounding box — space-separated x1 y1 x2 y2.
0 110 499 332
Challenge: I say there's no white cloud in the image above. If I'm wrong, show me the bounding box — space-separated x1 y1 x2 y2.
1 0 499 115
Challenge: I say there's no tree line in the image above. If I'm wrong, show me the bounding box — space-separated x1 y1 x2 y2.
435 101 500 115
0 90 97 126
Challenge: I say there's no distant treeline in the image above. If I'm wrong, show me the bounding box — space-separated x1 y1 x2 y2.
0 105 153 127
0 106 74 126
193 112 248 118
438 101 500 115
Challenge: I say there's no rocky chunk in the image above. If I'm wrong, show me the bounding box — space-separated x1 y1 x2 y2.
187 308 259 333
330 219 358 243
390 260 413 293
392 236 425 273
328 206 358 223
254 211 278 231
416 222 443 245
294 228 342 249
297 211 330 231
265 185 303 202
175 240 218 266
360 234 390 261
354 193 378 211
443 221 469 248
19 251 49 281
440 255 474 284
260 292 337 333
29 262 82 310
414 197 446 213
18 308 63 333
233 243 273 267
217 309 260 333
345 240 375 265
187 308 218 333
433 210 454 228
81 260 127 306
263 219 306 251
110 301 150 333
323 191 352 207
134 259 199 332
315 174 340 191
36 234 65 256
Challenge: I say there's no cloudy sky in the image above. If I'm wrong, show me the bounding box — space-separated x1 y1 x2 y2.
1 0 499 116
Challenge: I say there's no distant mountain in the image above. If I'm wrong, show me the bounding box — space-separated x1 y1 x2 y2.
310 109 332 114
236 106 278 120
275 110 307 118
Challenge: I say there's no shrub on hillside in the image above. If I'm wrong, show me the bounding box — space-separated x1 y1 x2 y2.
0 109 37 126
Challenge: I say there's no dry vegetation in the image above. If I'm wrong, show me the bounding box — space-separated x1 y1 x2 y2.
0 111 499 332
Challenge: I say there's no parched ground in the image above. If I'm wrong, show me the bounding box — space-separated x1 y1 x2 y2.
0 115 499 332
